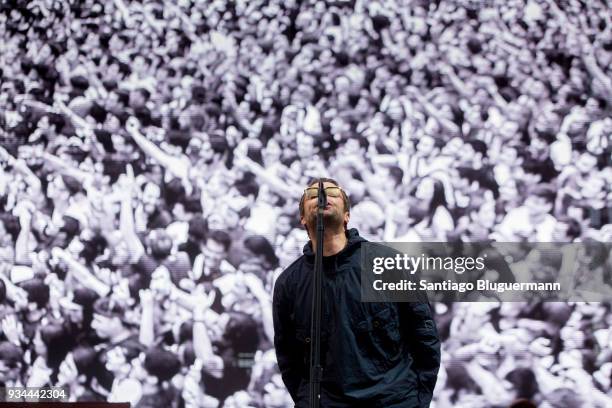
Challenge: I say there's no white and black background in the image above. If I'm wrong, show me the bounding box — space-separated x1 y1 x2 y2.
0 0 611 407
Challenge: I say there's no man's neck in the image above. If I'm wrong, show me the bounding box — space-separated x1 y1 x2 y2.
109 328 132 345
310 228 348 257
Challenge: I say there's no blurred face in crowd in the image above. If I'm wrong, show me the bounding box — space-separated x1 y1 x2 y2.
206 174 229 199
569 66 585 89
186 137 203 161
585 98 601 118
576 152 597 174
458 143 477 166
499 181 518 203
261 96 274 113
276 214 292 237
525 195 552 217
478 201 497 229
104 114 121 133
47 175 70 203
499 146 519 166
129 89 147 108
262 140 281 166
296 133 315 159
552 220 573 242
109 35 125 53
386 99 405 123
111 135 135 157
202 238 227 271
239 250 269 278
415 177 435 202
276 233 300 269
104 346 132 377
549 67 565 91
110 234 130 266
417 135 435 156
104 91 121 111
142 183 161 214
92 313 124 339
0 349 21 383
150 266 172 298
0 221 13 248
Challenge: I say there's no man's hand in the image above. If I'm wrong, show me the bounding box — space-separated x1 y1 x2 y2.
183 359 220 408
1 315 24 346
117 164 136 198
13 200 35 224
126 116 140 136
193 285 216 321
57 353 80 386
28 357 53 387
182 359 203 408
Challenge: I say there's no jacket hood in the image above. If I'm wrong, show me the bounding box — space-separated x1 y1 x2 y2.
302 228 366 259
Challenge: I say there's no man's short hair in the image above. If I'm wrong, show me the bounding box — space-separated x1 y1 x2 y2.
93 297 127 318
20 278 50 309
144 347 181 383
528 184 556 203
244 235 279 269
298 177 351 219
188 215 208 241
207 229 232 251
556 216 582 239
0 341 21 368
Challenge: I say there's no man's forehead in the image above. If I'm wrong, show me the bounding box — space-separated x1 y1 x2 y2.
307 181 340 189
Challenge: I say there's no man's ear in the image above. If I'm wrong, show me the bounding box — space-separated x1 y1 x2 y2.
344 212 350 228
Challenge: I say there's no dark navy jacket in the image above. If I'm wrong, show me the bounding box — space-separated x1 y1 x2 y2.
273 229 441 408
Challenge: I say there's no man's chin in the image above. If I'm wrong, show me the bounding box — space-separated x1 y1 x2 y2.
306 213 344 230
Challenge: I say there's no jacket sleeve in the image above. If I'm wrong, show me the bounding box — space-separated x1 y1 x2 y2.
272 275 303 401
399 301 441 408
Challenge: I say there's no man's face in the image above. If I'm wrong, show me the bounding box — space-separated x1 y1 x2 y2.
296 134 315 159
142 183 160 214
300 182 349 231
92 313 123 339
417 136 435 155
105 346 129 375
129 90 145 108
206 174 229 199
150 266 172 297
0 221 12 247
552 221 571 242
276 215 292 236
576 153 596 174
525 195 552 217
111 238 130 266
203 239 227 270
48 175 69 202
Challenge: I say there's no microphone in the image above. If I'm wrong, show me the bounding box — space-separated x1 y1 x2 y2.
317 179 327 211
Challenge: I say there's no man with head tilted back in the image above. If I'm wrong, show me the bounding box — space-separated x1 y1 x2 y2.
273 178 440 407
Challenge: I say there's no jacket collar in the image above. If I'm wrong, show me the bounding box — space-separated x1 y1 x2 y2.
303 228 366 261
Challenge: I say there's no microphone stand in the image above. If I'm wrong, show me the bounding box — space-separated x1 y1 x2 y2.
309 180 326 408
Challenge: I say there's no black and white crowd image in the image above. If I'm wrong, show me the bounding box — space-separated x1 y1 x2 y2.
0 0 611 406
